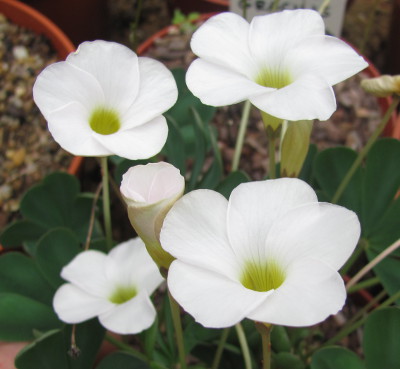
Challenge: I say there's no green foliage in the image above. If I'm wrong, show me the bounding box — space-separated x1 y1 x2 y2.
96 352 150 369
311 347 365 369
172 9 201 33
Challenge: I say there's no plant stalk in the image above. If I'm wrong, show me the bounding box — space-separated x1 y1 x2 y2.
168 291 187 369
232 100 251 172
100 157 113 250
331 96 400 204
267 132 277 179
347 276 381 294
235 323 252 369
211 328 230 369
105 334 149 362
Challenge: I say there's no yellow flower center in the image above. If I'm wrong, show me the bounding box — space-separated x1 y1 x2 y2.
89 107 121 135
109 285 137 304
255 68 292 89
241 259 286 292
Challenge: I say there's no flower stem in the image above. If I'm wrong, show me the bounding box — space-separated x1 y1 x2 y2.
267 132 277 179
271 0 280 11
100 157 113 250
232 100 251 172
318 0 331 14
347 276 380 294
256 322 272 369
235 323 252 369
84 182 102 251
331 95 400 204
211 328 230 369
168 291 187 369
105 334 148 362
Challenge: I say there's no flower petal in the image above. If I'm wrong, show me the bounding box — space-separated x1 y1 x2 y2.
186 59 268 107
161 190 239 279
249 74 336 121
99 292 157 334
247 259 346 326
248 9 324 70
47 102 113 156
264 202 361 271
287 36 368 86
105 238 163 294
190 12 257 76
122 57 178 129
66 40 140 112
168 261 271 328
33 61 104 118
53 284 113 324
61 250 113 298
93 115 168 160
227 178 317 262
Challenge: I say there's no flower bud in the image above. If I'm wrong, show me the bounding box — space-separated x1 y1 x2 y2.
361 75 400 97
120 162 185 270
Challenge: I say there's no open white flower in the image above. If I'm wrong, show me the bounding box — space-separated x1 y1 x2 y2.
121 162 185 270
160 178 360 328
186 10 368 121
33 40 178 160
53 238 163 334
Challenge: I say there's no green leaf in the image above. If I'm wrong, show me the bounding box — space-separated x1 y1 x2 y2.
273 352 305 369
0 293 61 341
164 115 187 174
142 316 158 360
299 144 317 183
0 220 47 249
311 347 365 369
216 171 250 199
35 228 81 288
362 138 400 236
96 352 150 369
271 326 291 353
363 307 400 369
0 253 54 305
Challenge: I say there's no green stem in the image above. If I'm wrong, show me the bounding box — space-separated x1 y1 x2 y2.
242 0 248 19
105 334 148 362
271 0 280 11
340 239 368 276
318 0 331 15
267 133 277 179
211 328 230 369
260 326 272 369
347 276 380 294
168 291 187 369
331 96 400 204
235 323 252 369
232 100 251 172
101 157 112 250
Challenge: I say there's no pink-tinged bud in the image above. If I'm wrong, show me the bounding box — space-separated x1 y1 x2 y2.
120 162 185 270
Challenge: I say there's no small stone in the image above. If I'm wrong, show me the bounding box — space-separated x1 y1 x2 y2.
12 45 29 60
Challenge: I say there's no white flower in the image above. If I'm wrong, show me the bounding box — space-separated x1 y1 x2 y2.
121 162 185 270
160 178 360 328
53 238 163 334
33 40 178 160
186 10 368 121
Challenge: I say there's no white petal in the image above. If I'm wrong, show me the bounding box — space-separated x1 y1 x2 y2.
67 40 139 112
93 115 168 160
33 61 104 118
249 74 336 121
53 284 113 324
248 9 324 69
47 102 113 156
168 261 271 328
122 57 178 129
161 190 239 279
106 238 163 294
186 59 267 107
99 292 157 334
227 178 317 262
61 250 113 298
264 202 361 271
190 12 257 76
247 259 346 326
287 36 368 85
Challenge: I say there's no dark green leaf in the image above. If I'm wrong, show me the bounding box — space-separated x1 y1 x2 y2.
96 352 150 369
164 115 187 174
35 228 80 288
0 293 61 341
273 352 305 369
271 326 291 353
311 346 365 369
299 144 317 184
0 220 47 249
363 307 400 369
0 253 54 305
216 171 250 199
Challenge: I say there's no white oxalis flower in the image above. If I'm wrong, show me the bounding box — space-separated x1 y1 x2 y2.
186 10 368 121
33 40 178 160
160 178 361 328
53 238 163 334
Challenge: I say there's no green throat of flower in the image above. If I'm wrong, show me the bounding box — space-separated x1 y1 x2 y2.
241 260 286 292
109 285 137 304
89 107 121 135
255 68 292 89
